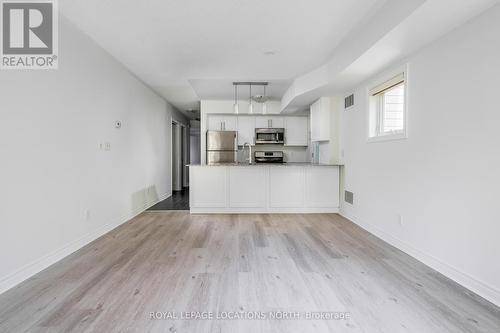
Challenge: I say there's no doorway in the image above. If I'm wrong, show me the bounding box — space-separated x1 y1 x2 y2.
149 120 189 211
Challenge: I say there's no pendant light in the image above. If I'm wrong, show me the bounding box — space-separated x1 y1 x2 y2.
262 85 267 115
233 84 239 114
248 83 253 114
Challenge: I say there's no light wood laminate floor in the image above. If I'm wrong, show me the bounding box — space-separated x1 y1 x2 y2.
0 212 499 333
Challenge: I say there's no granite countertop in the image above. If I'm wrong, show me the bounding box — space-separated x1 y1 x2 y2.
188 162 343 167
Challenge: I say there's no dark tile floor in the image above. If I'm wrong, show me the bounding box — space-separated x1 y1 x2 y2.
148 188 189 211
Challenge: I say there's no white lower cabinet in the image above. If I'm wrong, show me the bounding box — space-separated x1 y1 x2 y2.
229 167 266 208
305 166 339 207
190 167 227 208
269 166 305 208
189 165 340 213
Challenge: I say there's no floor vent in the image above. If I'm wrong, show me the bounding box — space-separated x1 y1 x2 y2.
345 191 354 204
345 94 354 109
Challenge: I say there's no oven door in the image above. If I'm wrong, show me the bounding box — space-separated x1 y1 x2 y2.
254 156 283 163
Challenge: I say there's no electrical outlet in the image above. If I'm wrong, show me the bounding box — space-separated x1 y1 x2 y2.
83 209 91 221
397 214 403 227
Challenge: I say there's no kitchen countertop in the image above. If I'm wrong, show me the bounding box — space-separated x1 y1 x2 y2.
188 162 343 167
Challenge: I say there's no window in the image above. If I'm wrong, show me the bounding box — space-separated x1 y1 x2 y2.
368 72 406 141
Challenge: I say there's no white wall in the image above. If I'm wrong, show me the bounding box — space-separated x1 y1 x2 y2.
340 5 500 306
0 17 177 293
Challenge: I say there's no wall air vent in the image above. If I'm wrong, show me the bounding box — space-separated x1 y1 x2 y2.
345 94 354 109
345 191 354 204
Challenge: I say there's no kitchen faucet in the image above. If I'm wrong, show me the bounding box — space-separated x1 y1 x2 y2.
243 142 252 164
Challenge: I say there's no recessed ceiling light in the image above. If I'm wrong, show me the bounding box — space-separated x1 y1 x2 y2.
263 50 276 56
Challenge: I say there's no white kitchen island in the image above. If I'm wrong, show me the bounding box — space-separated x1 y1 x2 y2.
189 163 341 214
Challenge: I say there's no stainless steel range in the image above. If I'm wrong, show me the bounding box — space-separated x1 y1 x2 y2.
254 151 284 164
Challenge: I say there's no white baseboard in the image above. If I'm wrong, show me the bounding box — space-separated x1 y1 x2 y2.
0 193 169 296
190 207 339 214
339 211 500 307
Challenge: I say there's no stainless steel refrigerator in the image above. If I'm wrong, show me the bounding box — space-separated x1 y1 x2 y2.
206 130 237 164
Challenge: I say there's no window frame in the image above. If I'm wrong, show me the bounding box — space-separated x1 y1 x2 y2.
366 66 408 143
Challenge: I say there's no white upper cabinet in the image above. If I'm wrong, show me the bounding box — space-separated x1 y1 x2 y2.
285 116 309 146
207 114 311 146
207 115 224 131
255 116 285 129
207 115 237 131
223 115 237 131
310 97 330 142
237 116 256 146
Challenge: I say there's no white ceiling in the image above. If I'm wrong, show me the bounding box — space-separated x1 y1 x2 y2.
280 0 500 112
60 0 499 115
60 0 385 112
189 79 291 101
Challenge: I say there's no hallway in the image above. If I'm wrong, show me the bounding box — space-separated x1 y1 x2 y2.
148 189 189 211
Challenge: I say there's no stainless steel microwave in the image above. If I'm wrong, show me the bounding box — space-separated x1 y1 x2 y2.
255 128 285 144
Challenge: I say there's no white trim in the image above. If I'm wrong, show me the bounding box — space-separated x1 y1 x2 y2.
369 73 405 96
190 207 339 214
0 192 170 296
339 211 500 307
366 132 407 143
